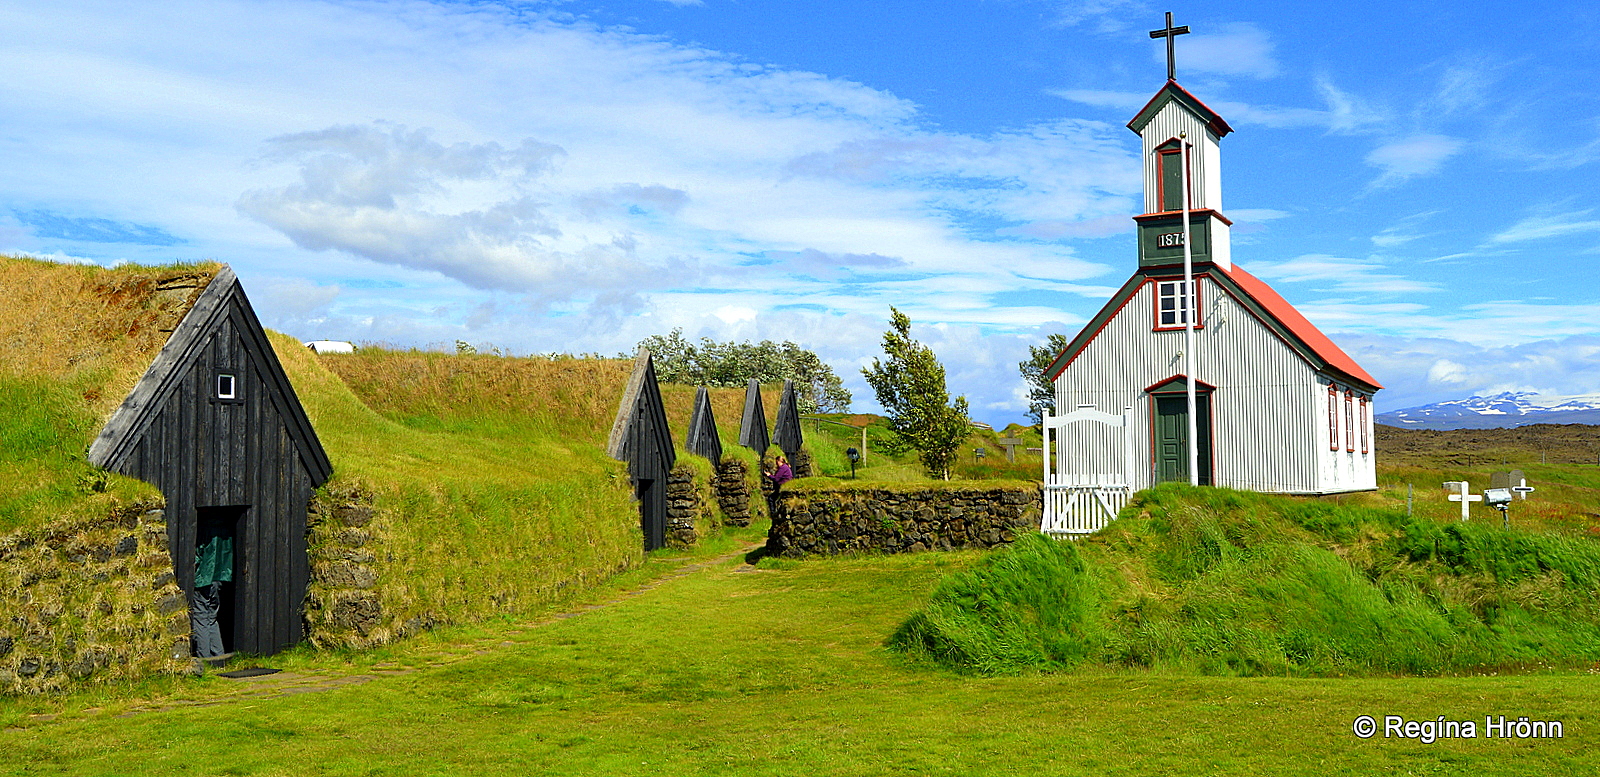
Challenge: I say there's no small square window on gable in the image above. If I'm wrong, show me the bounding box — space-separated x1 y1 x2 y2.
217 373 237 400
1153 279 1201 330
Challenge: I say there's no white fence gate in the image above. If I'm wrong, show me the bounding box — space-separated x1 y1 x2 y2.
1041 405 1134 536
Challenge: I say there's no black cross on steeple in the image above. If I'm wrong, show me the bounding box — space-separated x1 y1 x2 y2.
1149 11 1190 82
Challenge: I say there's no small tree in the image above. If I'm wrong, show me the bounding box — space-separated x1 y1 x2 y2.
1018 333 1071 425
862 307 971 479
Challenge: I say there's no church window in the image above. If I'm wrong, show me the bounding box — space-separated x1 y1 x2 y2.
1328 384 1339 451
1345 390 1356 452
1359 396 1370 454
1158 147 1190 212
1154 280 1200 329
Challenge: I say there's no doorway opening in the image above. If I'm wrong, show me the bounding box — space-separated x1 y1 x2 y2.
194 505 247 656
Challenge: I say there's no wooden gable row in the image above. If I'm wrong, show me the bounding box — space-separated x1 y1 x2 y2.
685 386 723 464
737 379 770 454
772 379 804 456
606 350 676 550
87 265 331 656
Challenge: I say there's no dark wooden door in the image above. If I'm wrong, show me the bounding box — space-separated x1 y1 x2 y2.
637 479 665 551
1154 394 1212 485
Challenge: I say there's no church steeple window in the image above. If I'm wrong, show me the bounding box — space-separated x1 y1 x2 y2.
1157 143 1190 212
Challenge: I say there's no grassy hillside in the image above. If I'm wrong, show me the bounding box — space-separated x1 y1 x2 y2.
0 257 219 533
5 527 1596 775
0 255 753 650
893 482 1600 677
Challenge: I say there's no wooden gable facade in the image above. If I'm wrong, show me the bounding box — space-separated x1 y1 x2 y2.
1046 80 1380 496
87 265 332 656
772 379 804 456
737 379 770 454
685 386 724 464
606 350 676 551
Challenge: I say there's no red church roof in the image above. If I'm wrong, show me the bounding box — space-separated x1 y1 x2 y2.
1220 263 1382 389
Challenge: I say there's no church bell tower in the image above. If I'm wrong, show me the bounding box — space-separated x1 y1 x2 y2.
1128 13 1235 270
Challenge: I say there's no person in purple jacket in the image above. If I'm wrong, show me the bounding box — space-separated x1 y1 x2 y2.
768 455 794 488
763 454 794 515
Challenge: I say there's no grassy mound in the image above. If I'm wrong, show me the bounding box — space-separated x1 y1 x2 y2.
0 256 217 533
891 483 1600 676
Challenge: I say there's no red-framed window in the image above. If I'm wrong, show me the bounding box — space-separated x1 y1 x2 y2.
1153 279 1203 330
1157 145 1191 212
1344 390 1356 452
1359 396 1370 454
1328 384 1339 451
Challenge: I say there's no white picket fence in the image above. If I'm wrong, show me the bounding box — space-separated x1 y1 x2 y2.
1041 474 1131 536
1040 406 1133 537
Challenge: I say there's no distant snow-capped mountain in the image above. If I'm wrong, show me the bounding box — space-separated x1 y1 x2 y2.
1377 391 1600 430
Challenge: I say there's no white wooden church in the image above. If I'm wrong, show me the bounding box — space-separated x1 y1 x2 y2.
1041 26 1380 530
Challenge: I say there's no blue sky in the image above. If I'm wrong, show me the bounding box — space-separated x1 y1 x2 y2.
4 0 1599 426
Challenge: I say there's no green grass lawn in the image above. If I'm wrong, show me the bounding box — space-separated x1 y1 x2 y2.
3 522 1593 776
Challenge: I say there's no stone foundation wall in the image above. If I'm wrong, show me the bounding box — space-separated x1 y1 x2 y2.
789 449 813 479
303 483 422 650
0 504 189 694
665 463 712 548
768 483 1043 557
713 458 753 527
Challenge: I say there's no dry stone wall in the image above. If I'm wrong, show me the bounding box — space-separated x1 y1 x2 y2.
789 450 813 479
665 464 711 548
303 483 422 650
768 483 1043 557
0 503 189 694
713 458 753 527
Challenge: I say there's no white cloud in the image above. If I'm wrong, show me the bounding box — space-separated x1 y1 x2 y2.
1489 210 1600 243
1364 135 1465 187
1248 254 1440 295
1168 23 1279 80
1227 208 1291 223
1335 334 1600 411
1048 89 1147 111
1427 358 1468 384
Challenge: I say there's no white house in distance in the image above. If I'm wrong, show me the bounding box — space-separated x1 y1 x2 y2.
1045 77 1381 495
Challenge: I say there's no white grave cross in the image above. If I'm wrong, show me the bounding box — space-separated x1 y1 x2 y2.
1509 470 1535 500
1444 480 1481 521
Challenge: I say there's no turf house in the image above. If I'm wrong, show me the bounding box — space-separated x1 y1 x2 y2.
87 265 333 657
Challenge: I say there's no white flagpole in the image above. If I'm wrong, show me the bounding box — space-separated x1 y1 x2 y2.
1180 131 1198 487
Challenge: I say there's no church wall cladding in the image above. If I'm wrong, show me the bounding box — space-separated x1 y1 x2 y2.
767 481 1043 558
1140 101 1222 216
1317 377 1378 493
0 506 190 694
1055 274 1335 493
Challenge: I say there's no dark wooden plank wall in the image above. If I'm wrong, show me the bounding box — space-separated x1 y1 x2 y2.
773 380 803 455
739 379 769 454
112 295 314 656
685 386 723 463
625 361 674 551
